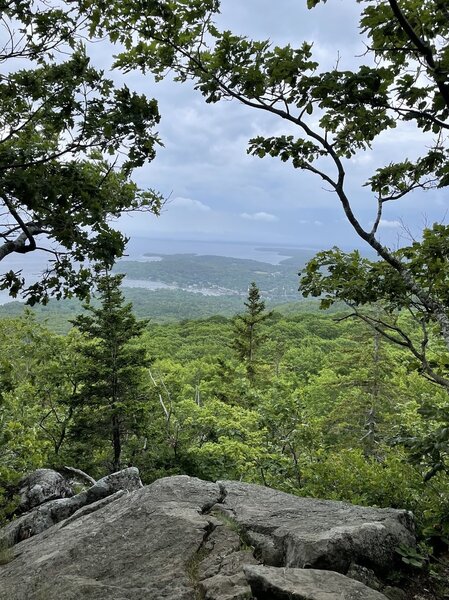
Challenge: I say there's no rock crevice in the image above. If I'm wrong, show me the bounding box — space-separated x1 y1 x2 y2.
0 472 415 600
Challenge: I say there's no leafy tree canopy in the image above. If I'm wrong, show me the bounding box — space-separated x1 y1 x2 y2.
84 0 449 383
0 0 163 304
81 0 449 480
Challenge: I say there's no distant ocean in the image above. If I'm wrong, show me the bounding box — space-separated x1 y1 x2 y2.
0 237 316 305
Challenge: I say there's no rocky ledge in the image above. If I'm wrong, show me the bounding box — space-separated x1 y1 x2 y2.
0 470 415 599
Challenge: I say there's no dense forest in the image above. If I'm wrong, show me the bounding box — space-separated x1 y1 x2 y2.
1 277 449 567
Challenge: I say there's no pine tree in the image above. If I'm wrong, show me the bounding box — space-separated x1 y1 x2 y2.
232 282 272 382
70 273 149 473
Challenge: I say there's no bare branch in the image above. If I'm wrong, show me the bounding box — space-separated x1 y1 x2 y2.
60 466 96 486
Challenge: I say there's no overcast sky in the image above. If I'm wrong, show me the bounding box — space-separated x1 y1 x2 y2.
98 0 447 251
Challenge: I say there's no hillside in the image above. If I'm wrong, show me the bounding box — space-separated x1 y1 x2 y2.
113 249 316 300
0 251 324 332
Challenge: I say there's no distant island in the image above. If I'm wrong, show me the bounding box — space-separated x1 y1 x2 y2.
0 251 326 332
113 249 317 301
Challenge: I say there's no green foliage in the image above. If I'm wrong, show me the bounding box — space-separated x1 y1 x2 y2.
178 398 268 481
395 544 428 569
0 312 81 521
68 273 150 474
300 448 422 508
84 0 449 486
232 282 273 381
0 2 162 304
300 236 449 477
300 225 449 316
0 313 73 467
2 302 449 556
91 0 449 183
0 538 14 566
2 3 449 574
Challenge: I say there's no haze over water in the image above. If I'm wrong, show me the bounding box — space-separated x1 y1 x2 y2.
0 237 313 304
123 237 311 265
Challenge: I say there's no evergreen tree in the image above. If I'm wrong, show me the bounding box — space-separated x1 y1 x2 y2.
232 282 272 382
70 273 149 474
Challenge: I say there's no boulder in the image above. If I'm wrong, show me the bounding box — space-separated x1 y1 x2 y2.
0 467 143 547
383 587 409 600
244 565 390 599
0 475 415 600
0 475 221 600
216 480 415 573
198 521 258 599
200 573 253 600
346 562 383 591
16 468 73 513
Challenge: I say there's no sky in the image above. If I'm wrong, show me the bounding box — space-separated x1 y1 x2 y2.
94 0 447 251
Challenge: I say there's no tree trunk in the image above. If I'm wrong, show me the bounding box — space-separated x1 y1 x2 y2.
111 413 121 473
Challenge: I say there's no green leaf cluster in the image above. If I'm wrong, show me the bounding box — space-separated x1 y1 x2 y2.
0 2 163 303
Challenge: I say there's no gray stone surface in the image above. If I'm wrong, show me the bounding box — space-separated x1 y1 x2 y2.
198 523 250 580
0 475 414 600
244 565 390 600
346 563 383 591
59 489 128 529
383 586 409 600
198 522 257 600
217 480 415 573
16 468 73 513
0 467 143 546
0 475 220 600
201 573 253 600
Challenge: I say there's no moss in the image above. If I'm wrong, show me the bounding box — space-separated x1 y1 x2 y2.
0 540 14 566
185 545 211 600
209 509 254 552
210 509 241 532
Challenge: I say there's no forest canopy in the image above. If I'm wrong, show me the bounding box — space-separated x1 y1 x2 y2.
3 0 449 318
79 0 449 470
0 0 448 465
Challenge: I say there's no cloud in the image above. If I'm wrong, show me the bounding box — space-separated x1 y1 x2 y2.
298 219 323 226
100 1 448 248
170 197 211 212
378 219 402 228
240 211 279 222
351 153 373 165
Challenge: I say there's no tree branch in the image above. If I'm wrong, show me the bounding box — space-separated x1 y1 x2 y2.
347 306 449 390
60 466 96 487
0 221 46 261
388 0 449 107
